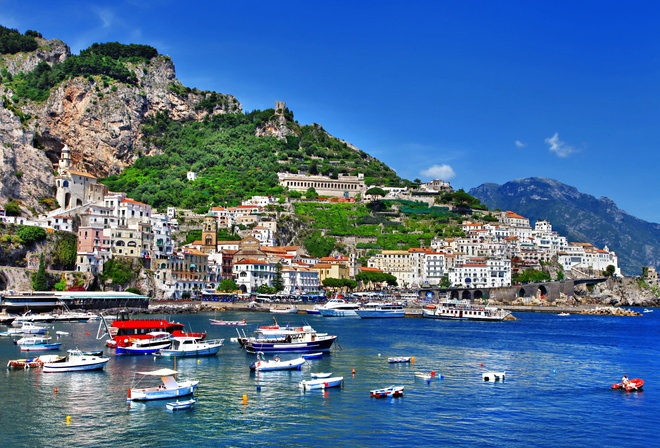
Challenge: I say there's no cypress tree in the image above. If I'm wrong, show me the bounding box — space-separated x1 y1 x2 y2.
32 254 49 291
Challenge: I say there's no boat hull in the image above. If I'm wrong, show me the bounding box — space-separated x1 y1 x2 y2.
250 357 306 371
128 381 199 401
158 346 222 358
116 342 171 355
300 377 344 390
245 335 337 354
43 358 109 373
319 309 358 317
166 398 196 411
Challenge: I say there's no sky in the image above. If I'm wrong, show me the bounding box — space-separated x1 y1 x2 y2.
2 1 660 222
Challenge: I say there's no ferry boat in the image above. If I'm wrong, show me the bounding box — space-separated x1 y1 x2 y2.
100 310 205 348
355 302 405 319
0 291 150 312
318 299 360 317
422 299 513 321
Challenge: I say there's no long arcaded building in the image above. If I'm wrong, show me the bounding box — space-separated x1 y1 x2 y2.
277 173 367 198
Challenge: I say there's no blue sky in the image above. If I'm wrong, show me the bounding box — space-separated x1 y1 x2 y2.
2 1 660 222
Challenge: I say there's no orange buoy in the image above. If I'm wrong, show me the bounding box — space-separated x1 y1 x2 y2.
352 368 356 376
54 387 58 394
480 362 484 367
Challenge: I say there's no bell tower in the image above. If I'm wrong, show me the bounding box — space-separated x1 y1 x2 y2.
202 214 217 251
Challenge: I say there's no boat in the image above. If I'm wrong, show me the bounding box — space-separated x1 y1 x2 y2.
16 336 62 352
643 309 653 313
611 378 644 392
249 352 306 371
116 331 172 355
42 349 110 372
166 398 196 411
13 321 50 335
387 356 412 363
482 371 506 381
310 372 332 378
243 326 337 354
127 368 199 401
269 306 299 314
302 352 323 360
414 371 439 380
6 354 65 370
299 376 344 390
209 318 247 326
558 312 570 316
318 299 360 317
157 337 224 357
0 291 150 312
422 299 513 321
99 310 205 349
356 302 405 319
370 385 404 398
306 305 321 315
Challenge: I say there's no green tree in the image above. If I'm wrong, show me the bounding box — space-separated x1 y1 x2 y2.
272 263 284 292
17 225 47 245
32 254 49 291
53 232 78 269
366 187 387 199
4 200 21 216
218 279 239 292
303 231 335 258
603 265 616 277
305 187 319 200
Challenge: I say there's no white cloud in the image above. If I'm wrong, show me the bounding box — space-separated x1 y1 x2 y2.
420 164 456 180
544 133 575 157
515 140 526 148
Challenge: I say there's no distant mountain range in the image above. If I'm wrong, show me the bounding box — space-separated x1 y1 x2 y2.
469 177 660 276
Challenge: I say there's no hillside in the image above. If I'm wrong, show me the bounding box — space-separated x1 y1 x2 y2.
469 177 660 276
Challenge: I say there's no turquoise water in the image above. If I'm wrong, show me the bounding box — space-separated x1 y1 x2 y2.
1 310 658 447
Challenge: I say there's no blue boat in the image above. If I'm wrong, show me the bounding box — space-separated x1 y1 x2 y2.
245 332 336 354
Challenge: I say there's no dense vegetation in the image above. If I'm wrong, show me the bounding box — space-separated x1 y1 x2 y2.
1 39 159 103
0 26 39 54
101 109 408 212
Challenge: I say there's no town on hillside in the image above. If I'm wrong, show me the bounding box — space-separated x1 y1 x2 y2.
0 145 636 300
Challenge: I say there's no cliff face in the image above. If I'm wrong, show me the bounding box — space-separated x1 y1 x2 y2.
0 38 241 215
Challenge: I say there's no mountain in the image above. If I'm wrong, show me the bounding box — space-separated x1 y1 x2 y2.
469 177 660 276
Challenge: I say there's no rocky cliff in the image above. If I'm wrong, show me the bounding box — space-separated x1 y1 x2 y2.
0 37 241 215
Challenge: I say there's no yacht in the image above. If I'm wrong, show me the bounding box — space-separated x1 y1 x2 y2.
318 299 360 317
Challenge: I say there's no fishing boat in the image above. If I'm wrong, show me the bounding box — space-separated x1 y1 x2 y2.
42 349 110 373
388 356 412 363
166 398 196 411
356 302 405 319
422 299 513 321
209 318 247 326
116 331 172 355
249 352 306 371
16 336 62 352
127 368 199 401
370 385 404 398
318 299 360 317
611 378 644 392
157 337 224 358
299 376 344 390
99 310 205 349
243 326 337 354
269 306 299 314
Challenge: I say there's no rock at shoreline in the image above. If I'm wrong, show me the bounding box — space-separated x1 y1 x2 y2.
578 306 641 316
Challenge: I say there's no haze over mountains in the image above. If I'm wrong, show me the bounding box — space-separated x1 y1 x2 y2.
469 177 660 276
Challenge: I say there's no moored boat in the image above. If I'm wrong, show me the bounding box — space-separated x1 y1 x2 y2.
299 376 344 390
209 318 247 326
127 368 199 401
482 371 506 381
387 356 412 363
6 354 65 370
356 302 405 319
166 398 196 411
157 337 224 358
249 352 306 371
370 385 404 398
16 336 62 352
115 331 172 355
270 306 299 314
42 349 110 373
302 352 323 360
310 372 332 378
422 299 513 321
244 328 337 354
318 299 360 317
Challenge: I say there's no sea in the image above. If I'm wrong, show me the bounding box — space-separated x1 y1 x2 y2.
0 309 658 448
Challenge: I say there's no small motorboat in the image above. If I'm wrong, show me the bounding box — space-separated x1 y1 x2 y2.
311 372 332 378
209 318 247 326
249 352 306 371
127 368 199 401
269 306 299 314
166 398 196 411
370 385 404 398
299 376 344 390
42 350 110 373
302 352 323 360
388 356 412 363
482 371 506 382
557 312 570 316
611 378 644 392
643 309 653 313
414 371 439 380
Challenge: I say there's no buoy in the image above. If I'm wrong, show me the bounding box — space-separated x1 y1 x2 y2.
427 379 431 385
85 332 90 336
197 359 201 365
256 385 261 392
54 387 58 394
242 394 248 404
431 370 436 378
65 416 71 426
480 362 484 367
352 368 356 376
378 353 381 357
127 388 131 399
411 357 415 363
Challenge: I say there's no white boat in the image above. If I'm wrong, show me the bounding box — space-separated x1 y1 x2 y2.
558 312 570 316
116 331 172 355
414 371 440 380
158 337 224 358
482 371 506 381
643 309 653 313
299 376 344 390
209 318 247 326
127 368 199 401
166 398 196 411
13 312 57 324
269 306 299 314
249 352 306 371
13 321 50 334
422 299 513 321
387 356 412 363
42 349 110 373
356 302 405 319
310 372 332 378
16 336 62 352
318 299 360 317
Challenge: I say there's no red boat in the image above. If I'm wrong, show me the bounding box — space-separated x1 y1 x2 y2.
103 310 205 348
611 378 644 392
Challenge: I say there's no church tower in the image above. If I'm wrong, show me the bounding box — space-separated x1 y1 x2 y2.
202 214 218 252
58 144 72 174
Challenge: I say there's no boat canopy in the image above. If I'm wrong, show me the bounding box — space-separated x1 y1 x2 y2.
136 368 178 376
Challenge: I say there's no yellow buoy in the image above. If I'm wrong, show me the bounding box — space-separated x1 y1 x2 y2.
65 416 71 426
197 359 201 364
242 394 248 404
